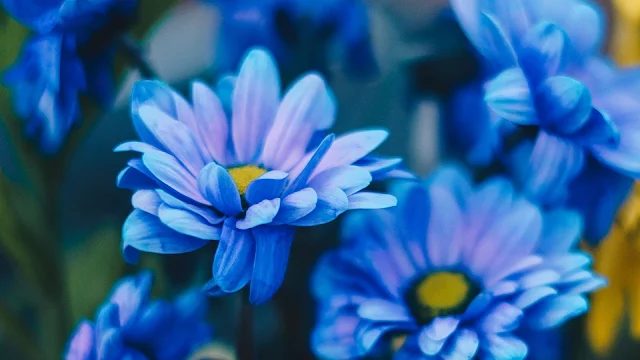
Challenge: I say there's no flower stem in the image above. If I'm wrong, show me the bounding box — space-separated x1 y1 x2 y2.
118 35 158 79
236 290 254 360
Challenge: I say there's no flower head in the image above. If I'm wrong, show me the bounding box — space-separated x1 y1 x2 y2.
448 0 640 243
311 166 604 359
117 47 405 304
1 0 137 153
64 271 212 360
212 0 376 76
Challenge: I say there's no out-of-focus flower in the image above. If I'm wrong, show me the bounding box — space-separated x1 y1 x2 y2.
311 166 604 359
210 0 376 77
448 0 640 244
586 184 640 354
64 271 212 360
1 0 138 153
117 48 406 305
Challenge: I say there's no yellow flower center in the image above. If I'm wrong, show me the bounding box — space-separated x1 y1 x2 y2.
405 271 478 325
227 165 268 196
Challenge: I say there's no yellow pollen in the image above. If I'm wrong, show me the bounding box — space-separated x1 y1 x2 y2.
416 272 470 312
227 165 268 196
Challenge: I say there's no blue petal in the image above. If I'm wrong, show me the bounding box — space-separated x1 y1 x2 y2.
231 48 280 163
347 192 397 210
442 328 479 359
310 166 372 196
156 190 223 224
116 165 157 190
357 299 413 322
284 134 335 196
96 328 124 360
518 270 561 289
249 226 294 304
524 132 585 204
108 271 153 325
482 334 528 360
114 141 158 154
485 68 536 125
479 303 523 333
212 220 255 293
418 326 446 355
291 188 349 226
537 210 582 254
272 188 318 224
426 317 459 341
131 190 162 215
520 22 567 82
311 130 389 176
535 76 592 134
353 156 404 180
65 321 96 360
565 109 619 146
122 300 173 342
514 287 557 310
142 150 208 204
357 323 398 354
245 170 288 205
526 295 587 329
191 81 230 164
157 203 221 239
236 198 281 230
262 73 335 170
137 105 206 175
122 210 208 263
216 75 235 115
196 163 243 216
131 80 178 150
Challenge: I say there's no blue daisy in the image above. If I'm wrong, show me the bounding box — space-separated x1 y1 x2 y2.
211 0 376 76
64 271 212 360
1 0 137 153
117 47 405 304
311 166 604 359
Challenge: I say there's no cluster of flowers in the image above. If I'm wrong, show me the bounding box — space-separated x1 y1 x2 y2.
3 0 639 359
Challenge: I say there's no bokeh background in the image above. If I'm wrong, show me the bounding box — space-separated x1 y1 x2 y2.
1 0 639 359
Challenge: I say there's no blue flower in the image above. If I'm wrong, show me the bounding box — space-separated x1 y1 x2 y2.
1 0 137 153
211 0 376 76
117 48 405 304
311 166 604 359
64 271 212 360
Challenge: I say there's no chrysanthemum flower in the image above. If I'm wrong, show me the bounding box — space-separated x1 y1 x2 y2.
311 167 604 359
450 0 632 188
2 0 137 153
117 48 404 304
64 271 212 360
210 0 376 77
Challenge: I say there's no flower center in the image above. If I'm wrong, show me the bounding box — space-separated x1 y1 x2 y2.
405 271 479 325
227 165 268 196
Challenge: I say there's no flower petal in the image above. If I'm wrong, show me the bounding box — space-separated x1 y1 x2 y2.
526 295 588 329
309 166 372 196
245 170 288 205
197 163 243 216
347 192 397 210
231 49 280 163
482 334 528 360
311 130 389 176
157 203 221 240
236 198 281 230
156 190 224 225
191 81 230 164
291 188 349 226
131 190 162 215
357 299 413 322
485 68 536 125
262 73 335 170
272 188 318 224
535 76 592 134
249 226 295 304
142 150 208 204
212 220 255 293
65 321 96 360
284 134 335 196
520 22 567 82
122 210 208 263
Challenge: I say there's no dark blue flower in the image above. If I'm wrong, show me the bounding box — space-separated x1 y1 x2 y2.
311 166 604 359
1 0 137 153
211 0 376 76
117 48 406 304
64 271 212 360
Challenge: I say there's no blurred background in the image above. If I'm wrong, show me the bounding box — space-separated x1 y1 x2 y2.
1 0 639 359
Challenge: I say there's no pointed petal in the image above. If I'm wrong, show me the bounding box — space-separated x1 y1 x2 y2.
485 68 536 125
157 203 221 239
273 188 318 224
347 192 397 210
212 220 255 293
197 163 243 215
192 81 230 164
142 151 208 204
236 198 281 230
249 226 295 304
